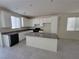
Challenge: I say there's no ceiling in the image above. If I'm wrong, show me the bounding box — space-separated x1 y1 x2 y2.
0 0 79 16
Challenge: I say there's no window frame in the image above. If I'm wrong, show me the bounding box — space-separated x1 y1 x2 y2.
67 17 79 31
11 16 21 29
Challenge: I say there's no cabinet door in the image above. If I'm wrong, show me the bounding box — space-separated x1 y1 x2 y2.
26 36 57 52
19 32 25 41
19 31 32 41
2 35 10 47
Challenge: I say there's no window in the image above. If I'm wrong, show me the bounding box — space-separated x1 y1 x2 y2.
67 17 79 31
11 16 21 29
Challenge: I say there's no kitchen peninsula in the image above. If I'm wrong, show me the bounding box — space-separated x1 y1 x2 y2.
26 32 58 52
0 27 33 47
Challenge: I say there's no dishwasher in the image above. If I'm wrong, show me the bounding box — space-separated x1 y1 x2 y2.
10 33 19 46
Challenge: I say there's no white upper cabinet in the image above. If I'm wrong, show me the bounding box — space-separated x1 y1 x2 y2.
42 17 51 23
32 16 52 26
32 18 42 27
32 16 58 24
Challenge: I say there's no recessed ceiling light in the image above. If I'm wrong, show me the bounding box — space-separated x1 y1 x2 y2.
51 0 53 2
29 4 32 7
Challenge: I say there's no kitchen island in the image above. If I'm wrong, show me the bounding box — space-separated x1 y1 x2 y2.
26 32 58 52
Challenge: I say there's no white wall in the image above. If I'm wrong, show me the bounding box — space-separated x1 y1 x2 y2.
0 11 11 27
0 10 24 28
22 17 32 27
58 14 79 40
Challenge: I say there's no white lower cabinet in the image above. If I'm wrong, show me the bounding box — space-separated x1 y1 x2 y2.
2 35 10 47
26 36 58 52
19 31 32 41
19 32 26 41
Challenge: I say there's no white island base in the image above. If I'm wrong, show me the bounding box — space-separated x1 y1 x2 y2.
26 36 58 52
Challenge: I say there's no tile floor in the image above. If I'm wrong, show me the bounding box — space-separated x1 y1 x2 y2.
0 39 79 59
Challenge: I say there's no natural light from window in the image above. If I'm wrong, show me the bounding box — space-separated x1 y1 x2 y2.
11 16 21 29
67 17 79 31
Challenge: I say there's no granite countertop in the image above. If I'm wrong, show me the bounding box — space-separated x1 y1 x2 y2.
26 32 58 39
0 27 34 34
